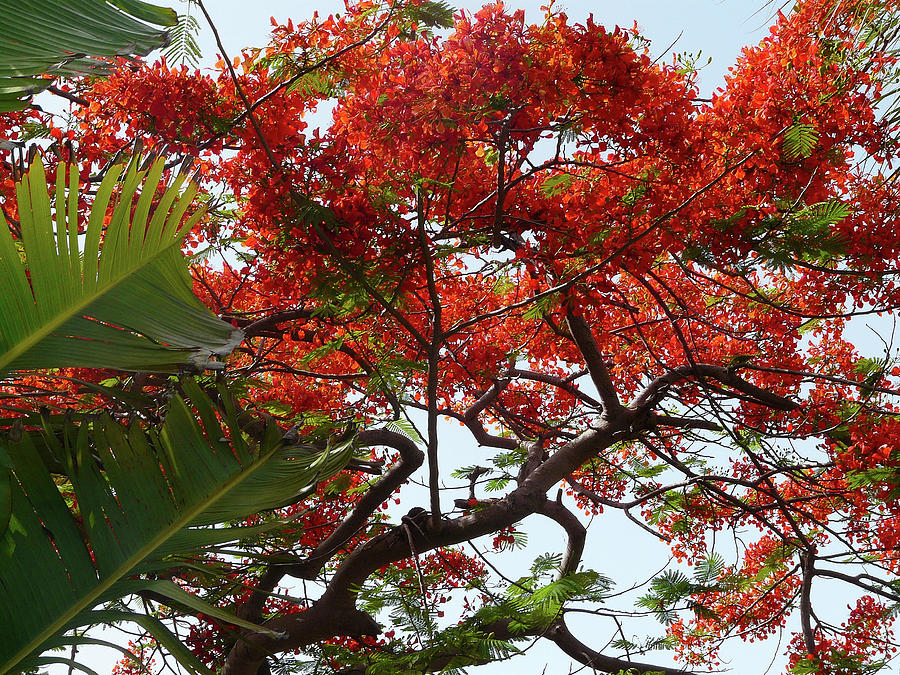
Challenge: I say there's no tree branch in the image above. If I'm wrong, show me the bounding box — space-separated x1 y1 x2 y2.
286 429 424 580
222 421 628 674
631 363 800 414
547 618 694 675
538 499 586 576
47 84 89 107
565 312 624 416
458 377 519 449
800 553 817 657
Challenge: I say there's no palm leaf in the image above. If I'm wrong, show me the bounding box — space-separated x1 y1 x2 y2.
0 155 242 374
0 0 176 110
0 379 356 673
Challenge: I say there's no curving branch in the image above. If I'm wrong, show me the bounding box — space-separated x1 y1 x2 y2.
286 429 425 580
631 363 801 414
537 499 586 577
228 308 316 337
221 421 627 674
546 618 694 675
458 377 519 449
232 430 422 628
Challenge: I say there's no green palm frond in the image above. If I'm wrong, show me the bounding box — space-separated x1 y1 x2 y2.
0 154 241 374
0 0 177 111
0 378 356 674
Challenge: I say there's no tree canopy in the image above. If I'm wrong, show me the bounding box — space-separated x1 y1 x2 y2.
4 0 900 674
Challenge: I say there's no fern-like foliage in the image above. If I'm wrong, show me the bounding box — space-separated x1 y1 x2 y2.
610 634 676 655
636 553 738 626
693 551 726 585
286 71 335 97
384 417 425 445
783 121 819 160
406 0 456 29
761 199 851 269
163 8 202 67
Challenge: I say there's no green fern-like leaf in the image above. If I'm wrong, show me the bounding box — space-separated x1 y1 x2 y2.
796 199 851 228
286 71 335 97
531 553 564 576
384 417 424 445
693 552 726 584
406 0 456 29
783 122 819 160
163 11 202 67
539 173 574 197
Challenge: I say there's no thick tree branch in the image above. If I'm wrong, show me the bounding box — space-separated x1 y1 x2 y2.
232 430 421 627
565 312 624 416
740 363 900 398
228 308 316 337
222 421 628 674
631 363 800 414
800 553 818 657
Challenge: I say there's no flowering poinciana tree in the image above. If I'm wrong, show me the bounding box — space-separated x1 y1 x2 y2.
3 0 900 674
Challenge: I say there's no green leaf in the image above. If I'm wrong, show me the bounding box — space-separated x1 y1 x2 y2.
795 199 851 228
783 122 818 160
106 0 177 26
384 417 424 445
530 553 563 576
406 0 455 29
622 181 649 206
693 552 725 585
0 0 176 109
162 11 202 67
539 173 574 197
285 71 334 97
522 291 561 321
0 155 242 374
0 381 355 673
